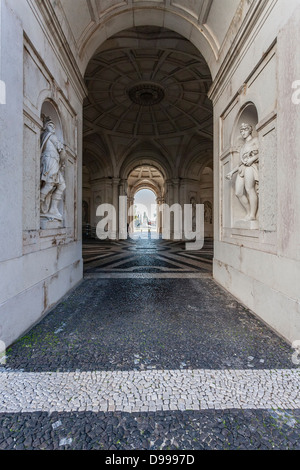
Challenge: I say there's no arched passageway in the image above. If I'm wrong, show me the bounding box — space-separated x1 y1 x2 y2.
82 25 213 252
133 188 158 236
2 0 300 452
127 166 164 237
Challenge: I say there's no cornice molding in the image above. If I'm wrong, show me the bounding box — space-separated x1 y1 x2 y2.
27 0 87 103
208 0 277 104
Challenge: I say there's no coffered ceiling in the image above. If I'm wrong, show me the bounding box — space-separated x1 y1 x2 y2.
83 26 213 180
50 0 250 181
128 165 165 197
84 27 212 138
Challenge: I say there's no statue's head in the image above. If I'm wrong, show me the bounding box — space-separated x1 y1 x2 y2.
42 115 55 133
240 123 253 138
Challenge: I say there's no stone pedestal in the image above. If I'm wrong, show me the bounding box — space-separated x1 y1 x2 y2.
40 218 63 230
233 219 259 230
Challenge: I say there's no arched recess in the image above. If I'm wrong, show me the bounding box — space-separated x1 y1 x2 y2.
182 151 213 182
82 152 113 236
83 142 113 178
231 102 259 149
41 100 63 143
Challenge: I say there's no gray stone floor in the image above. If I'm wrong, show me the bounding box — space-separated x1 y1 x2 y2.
0 238 299 451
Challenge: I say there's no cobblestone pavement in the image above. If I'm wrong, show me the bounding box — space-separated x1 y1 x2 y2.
0 238 299 451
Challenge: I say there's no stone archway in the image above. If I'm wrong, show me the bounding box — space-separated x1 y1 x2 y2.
79 5 219 79
82 25 213 242
133 187 158 236
127 165 165 236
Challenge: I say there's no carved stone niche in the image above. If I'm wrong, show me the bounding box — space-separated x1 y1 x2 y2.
226 103 259 230
40 101 66 230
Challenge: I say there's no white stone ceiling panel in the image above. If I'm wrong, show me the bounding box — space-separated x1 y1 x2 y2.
205 0 240 47
57 0 247 79
128 165 164 188
170 0 204 20
95 0 129 16
59 0 93 41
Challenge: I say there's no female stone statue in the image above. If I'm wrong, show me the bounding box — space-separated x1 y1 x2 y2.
226 123 259 221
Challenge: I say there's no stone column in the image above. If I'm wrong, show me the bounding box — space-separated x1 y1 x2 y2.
112 178 120 240
165 180 173 207
127 196 134 234
172 178 181 240
119 179 128 239
172 178 180 204
119 179 127 197
156 197 163 235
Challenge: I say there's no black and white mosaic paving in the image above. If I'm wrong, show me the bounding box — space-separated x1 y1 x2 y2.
83 237 213 277
0 238 299 451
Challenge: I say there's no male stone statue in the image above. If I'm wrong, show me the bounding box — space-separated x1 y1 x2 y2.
226 123 259 221
40 115 66 222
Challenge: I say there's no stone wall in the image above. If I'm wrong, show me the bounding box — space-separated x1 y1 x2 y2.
211 1 300 344
0 0 84 347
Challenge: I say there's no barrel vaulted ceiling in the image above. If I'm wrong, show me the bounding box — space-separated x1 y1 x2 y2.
83 26 213 180
54 0 248 180
56 0 243 73
128 165 165 198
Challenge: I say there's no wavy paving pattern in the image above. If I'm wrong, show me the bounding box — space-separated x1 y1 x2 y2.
83 237 213 278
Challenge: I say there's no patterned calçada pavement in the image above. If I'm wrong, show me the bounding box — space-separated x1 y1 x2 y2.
0 237 299 451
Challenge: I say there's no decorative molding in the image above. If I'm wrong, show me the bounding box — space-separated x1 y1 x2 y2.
208 0 277 104
218 39 277 126
256 110 277 132
198 0 213 24
127 82 165 106
27 0 87 103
